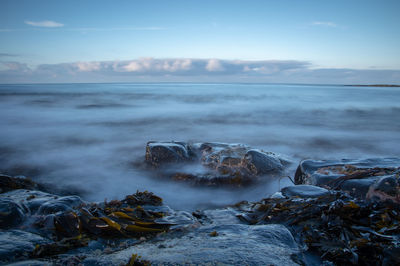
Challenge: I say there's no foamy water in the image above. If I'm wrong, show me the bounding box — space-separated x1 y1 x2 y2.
1 83 399 209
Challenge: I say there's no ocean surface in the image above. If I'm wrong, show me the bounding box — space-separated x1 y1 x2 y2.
1 83 399 210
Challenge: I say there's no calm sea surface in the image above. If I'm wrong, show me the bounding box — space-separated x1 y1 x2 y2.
1 83 399 209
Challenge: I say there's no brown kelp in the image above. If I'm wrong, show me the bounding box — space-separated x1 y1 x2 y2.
30 191 171 258
236 192 400 265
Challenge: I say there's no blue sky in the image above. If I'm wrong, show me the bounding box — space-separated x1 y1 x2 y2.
1 0 399 83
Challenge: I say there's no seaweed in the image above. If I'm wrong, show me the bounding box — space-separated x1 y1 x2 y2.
126 253 151 266
236 192 400 265
29 191 171 260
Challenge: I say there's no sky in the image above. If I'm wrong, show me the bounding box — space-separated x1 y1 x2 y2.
0 0 399 84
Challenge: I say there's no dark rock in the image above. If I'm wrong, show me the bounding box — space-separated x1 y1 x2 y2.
281 185 330 198
144 141 289 187
0 174 38 193
294 158 400 199
243 149 283 174
54 211 81 239
145 141 195 167
236 191 400 266
2 189 57 213
366 175 400 203
37 195 84 215
123 191 163 206
0 230 50 263
0 197 28 229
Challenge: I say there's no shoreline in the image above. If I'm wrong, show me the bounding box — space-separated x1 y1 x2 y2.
344 84 400 87
1 143 399 265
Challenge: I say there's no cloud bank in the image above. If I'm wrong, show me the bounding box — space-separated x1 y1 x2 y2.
25 20 64 27
0 58 399 84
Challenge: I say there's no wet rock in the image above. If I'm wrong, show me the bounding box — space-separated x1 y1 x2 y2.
144 141 288 187
6 260 52 266
54 211 81 239
2 189 57 213
366 175 400 203
236 192 400 265
243 149 283 174
145 141 196 167
37 195 84 215
123 191 163 206
0 174 38 193
294 158 400 199
281 185 330 198
83 224 301 265
0 197 28 228
0 230 50 263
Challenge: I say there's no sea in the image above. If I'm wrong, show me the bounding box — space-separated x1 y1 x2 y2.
1 83 399 210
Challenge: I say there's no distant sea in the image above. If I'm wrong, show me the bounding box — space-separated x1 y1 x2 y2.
1 83 399 209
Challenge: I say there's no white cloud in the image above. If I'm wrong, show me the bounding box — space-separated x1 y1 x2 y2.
25 20 64 28
1 58 399 84
75 62 101 72
311 21 337 27
124 61 142 72
123 58 192 73
206 59 224 71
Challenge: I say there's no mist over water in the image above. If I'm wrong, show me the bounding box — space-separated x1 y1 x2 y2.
1 83 399 210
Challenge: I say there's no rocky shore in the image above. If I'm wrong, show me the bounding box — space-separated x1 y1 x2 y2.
1 142 399 265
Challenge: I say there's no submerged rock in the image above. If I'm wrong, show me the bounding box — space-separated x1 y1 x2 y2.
294 158 400 199
144 141 288 187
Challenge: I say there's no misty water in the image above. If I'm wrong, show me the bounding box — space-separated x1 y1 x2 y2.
1 83 399 210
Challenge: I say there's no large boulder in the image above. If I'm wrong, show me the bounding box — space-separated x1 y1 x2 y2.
82 224 302 265
294 158 400 200
144 141 288 187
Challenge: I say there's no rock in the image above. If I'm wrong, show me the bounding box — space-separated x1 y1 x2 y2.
1 189 58 214
0 174 38 193
37 195 84 215
236 192 400 265
83 224 302 265
0 230 50 263
144 141 288 187
243 149 283 174
366 175 400 203
294 158 400 199
145 141 196 167
54 211 81 239
281 185 330 198
0 197 28 229
6 260 52 266
271 192 285 198
123 191 163 206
